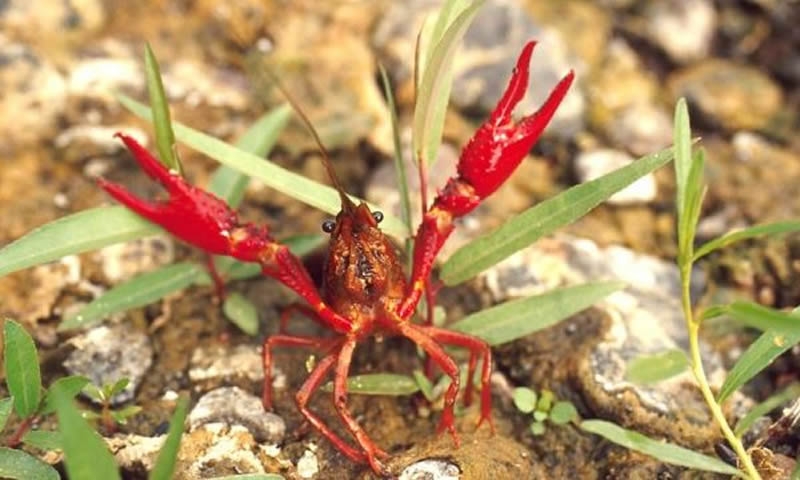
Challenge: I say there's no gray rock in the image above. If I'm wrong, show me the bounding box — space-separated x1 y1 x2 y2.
54 126 149 165
400 459 460 480
95 235 175 283
188 387 285 443
643 0 716 63
573 149 657 205
63 324 154 405
188 344 265 384
607 102 673 156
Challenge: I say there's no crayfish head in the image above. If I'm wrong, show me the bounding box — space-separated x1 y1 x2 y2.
322 203 406 315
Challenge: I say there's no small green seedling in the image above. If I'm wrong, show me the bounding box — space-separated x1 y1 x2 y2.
512 387 579 436
81 379 143 434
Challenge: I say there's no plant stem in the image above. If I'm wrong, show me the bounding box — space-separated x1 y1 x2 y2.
680 264 761 480
5 416 35 448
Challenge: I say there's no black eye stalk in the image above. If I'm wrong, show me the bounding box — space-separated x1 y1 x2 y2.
372 211 384 224
322 219 336 233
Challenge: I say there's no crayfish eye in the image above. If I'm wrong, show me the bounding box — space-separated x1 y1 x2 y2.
322 219 336 233
372 211 384 224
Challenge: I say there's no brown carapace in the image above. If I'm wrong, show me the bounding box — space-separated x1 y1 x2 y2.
98 41 574 475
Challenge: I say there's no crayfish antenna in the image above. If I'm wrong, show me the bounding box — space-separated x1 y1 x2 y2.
262 68 356 214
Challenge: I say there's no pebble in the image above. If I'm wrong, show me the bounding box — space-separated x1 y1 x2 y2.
642 0 716 63
182 424 270 479
573 149 657 205
63 323 154 405
188 344 265 384
296 446 320 479
188 387 286 443
95 235 175 283
399 459 461 480
606 102 673 156
54 125 149 165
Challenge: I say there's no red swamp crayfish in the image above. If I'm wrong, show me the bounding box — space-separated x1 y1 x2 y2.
98 41 573 475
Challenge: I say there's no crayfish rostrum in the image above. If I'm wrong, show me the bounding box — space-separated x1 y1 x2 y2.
99 41 573 475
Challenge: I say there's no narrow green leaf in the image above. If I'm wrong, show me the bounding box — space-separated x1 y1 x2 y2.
0 447 59 480
52 384 121 480
550 401 578 425
144 43 181 175
673 98 691 222
209 475 284 480
580 419 743 476
208 105 292 207
118 95 406 239
412 0 485 169
451 282 625 346
108 378 130 398
61 262 205 331
726 302 800 333
149 396 189 480
40 376 90 415
530 421 546 435
3 320 41 418
412 370 436 402
512 387 537 414
718 308 800 402
735 383 800 437
694 221 800 262
22 430 62 451
0 398 13 432
222 292 260 336
0 207 158 278
440 148 674 285
321 374 419 396
378 64 413 240
110 405 143 424
625 349 689 385
678 149 706 263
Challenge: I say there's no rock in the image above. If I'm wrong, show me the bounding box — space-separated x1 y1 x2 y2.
188 387 286 443
641 0 716 63
399 459 460 480
188 344 265 384
485 235 724 448
54 126 149 165
0 0 106 43
296 445 320 479
574 149 657 204
63 323 154 405
180 424 274 479
95 235 175 283
668 60 783 132
67 44 143 102
0 34 67 152
606 102 673 156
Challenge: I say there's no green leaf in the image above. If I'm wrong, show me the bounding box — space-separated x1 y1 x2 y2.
694 221 800 262
718 307 800 403
533 410 548 422
678 149 706 263
321 374 419 396
118 95 406 239
378 63 413 240
22 430 62 451
537 389 554 412
451 282 625 346
580 419 742 476
3 320 41 418
149 396 189 480
625 349 690 385
0 207 159 278
530 421 546 436
440 147 674 285
208 105 292 207
81 384 105 404
208 475 284 480
61 262 205 331
550 401 578 425
735 383 800 437
512 387 537 414
412 0 485 169
144 43 181 175
725 301 800 333
107 378 131 398
40 376 90 415
52 384 121 480
110 405 143 424
222 292 260 336
412 370 436 402
0 398 13 432
673 98 691 224
0 447 59 480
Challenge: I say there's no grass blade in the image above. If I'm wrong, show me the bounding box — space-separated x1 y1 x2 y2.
118 95 406 239
144 43 181 175
726 302 800 333
580 420 742 476
718 308 800 402
678 149 706 262
149 395 189 480
321 374 420 396
52 383 121 480
451 282 625 346
3 320 41 418
440 147 674 285
673 98 691 222
208 105 292 207
412 0 485 169
0 447 59 480
22 430 62 451
222 292 259 336
40 376 90 415
625 349 689 385
0 207 158 278
735 383 800 437
61 263 205 331
694 221 800 262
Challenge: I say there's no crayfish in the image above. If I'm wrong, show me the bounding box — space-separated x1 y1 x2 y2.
98 41 573 475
